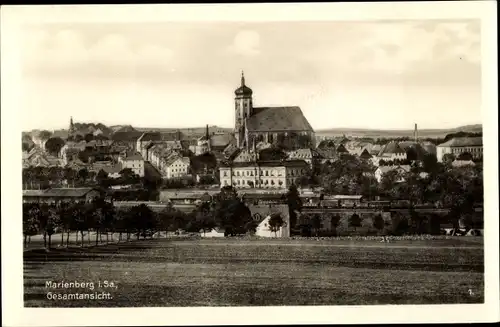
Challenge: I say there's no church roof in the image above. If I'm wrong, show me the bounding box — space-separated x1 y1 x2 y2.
245 107 314 132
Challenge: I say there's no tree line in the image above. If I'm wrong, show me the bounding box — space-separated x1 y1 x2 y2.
23 186 288 249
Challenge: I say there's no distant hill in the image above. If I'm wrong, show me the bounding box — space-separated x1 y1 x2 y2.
134 125 233 137
315 124 482 138
112 125 138 133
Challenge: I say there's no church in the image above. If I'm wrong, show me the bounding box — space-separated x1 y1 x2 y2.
233 72 315 151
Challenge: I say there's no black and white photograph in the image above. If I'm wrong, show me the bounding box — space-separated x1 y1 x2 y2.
1 2 498 326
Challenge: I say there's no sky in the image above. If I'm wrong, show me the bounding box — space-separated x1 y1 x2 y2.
19 19 482 131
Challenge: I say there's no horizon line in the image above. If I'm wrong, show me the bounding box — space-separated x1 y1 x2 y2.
24 122 483 133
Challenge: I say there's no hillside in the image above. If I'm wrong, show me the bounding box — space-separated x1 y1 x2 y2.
134 126 233 135
315 124 482 138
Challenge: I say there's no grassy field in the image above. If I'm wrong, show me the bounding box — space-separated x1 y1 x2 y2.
24 237 484 307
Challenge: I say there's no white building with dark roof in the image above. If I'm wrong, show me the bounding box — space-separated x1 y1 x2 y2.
233 72 315 150
219 159 309 189
376 141 407 161
436 137 483 162
118 152 145 177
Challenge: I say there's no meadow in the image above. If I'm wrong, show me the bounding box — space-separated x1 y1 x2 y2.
24 237 484 307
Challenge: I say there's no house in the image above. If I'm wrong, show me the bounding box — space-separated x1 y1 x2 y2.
241 193 286 205
95 163 123 179
22 187 100 204
200 227 225 238
249 204 290 237
164 157 191 179
159 189 219 204
436 137 483 162
136 131 183 156
255 214 287 237
377 141 407 161
374 165 411 183
336 144 349 155
59 141 87 164
111 131 144 151
286 148 318 167
359 149 373 160
219 159 309 189
452 160 476 168
24 153 63 168
118 152 145 177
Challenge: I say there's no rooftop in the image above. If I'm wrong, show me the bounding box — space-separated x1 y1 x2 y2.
246 107 314 132
438 137 483 147
23 188 97 198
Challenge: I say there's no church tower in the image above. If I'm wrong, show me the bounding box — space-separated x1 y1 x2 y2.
68 116 75 136
234 71 253 148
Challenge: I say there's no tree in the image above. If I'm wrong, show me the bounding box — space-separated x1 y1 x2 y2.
268 213 285 237
40 206 59 249
286 184 302 229
213 193 252 236
74 134 84 142
372 214 385 233
96 169 110 189
77 168 89 184
23 203 39 247
84 133 95 142
130 204 156 240
44 137 65 155
422 154 439 173
311 214 322 236
442 153 456 166
457 152 473 161
348 213 362 232
330 214 341 235
391 213 409 236
22 142 33 152
38 130 52 140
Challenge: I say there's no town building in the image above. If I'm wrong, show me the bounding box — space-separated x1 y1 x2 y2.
451 160 476 168
219 159 309 189
190 125 234 156
163 157 191 179
436 137 483 162
118 152 145 177
233 72 315 150
286 148 318 168
22 187 100 204
376 141 407 161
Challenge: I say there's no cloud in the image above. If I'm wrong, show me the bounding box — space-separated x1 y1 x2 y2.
22 28 175 78
227 30 261 56
341 21 481 74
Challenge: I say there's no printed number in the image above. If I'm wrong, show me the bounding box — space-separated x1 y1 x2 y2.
468 289 474 296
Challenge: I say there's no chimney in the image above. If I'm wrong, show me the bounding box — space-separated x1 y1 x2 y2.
414 123 418 143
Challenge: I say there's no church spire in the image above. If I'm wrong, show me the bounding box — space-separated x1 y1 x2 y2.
241 70 245 86
69 116 74 134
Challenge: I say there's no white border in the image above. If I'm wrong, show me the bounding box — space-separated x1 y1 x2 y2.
1 2 499 326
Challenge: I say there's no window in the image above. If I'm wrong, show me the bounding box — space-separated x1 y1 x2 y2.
265 171 269 176
237 171 240 176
